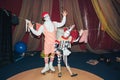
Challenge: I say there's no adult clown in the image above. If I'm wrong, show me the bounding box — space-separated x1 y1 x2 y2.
28 10 67 74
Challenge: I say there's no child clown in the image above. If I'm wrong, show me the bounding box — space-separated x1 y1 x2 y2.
55 24 83 77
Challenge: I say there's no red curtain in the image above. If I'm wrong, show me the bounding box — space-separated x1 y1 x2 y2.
0 0 120 52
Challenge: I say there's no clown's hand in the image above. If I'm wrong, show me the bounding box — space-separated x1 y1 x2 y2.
73 36 80 42
25 19 31 32
29 21 34 28
26 19 34 28
79 29 84 36
62 10 68 16
25 19 35 32
69 24 75 31
71 24 75 27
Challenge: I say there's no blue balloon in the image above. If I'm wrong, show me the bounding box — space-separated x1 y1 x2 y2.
14 41 27 54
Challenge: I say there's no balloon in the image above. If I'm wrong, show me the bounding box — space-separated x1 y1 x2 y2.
14 41 27 54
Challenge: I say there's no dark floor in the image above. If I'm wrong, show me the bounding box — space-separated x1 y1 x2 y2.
0 51 120 80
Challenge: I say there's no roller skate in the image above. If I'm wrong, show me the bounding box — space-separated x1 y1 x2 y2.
71 73 78 77
58 72 62 77
41 64 49 74
49 62 55 72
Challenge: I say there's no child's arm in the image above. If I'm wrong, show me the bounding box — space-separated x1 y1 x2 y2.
72 37 80 42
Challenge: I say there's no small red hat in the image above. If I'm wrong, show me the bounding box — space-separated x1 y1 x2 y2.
63 27 68 32
41 12 48 18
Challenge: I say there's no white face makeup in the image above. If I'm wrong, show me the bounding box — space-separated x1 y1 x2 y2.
63 31 70 38
44 14 50 21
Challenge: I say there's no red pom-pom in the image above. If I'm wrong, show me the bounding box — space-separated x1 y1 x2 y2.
70 30 79 40
63 27 68 32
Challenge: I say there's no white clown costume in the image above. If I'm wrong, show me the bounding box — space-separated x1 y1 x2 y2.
55 25 83 77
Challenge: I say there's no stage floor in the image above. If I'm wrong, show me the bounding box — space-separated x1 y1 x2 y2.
7 67 103 80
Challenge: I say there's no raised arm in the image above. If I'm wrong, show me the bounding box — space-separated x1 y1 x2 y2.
72 37 80 42
28 21 44 36
54 10 68 27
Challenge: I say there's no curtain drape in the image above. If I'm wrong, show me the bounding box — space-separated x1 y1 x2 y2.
27 0 42 51
77 0 120 53
13 0 53 51
59 0 83 29
91 0 120 44
59 0 84 52
12 0 120 52
13 0 34 47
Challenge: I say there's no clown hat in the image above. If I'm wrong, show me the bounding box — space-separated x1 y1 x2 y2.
63 27 68 32
41 12 48 18
63 25 75 32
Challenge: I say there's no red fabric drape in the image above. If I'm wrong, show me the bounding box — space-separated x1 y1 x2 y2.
0 0 22 16
0 0 22 33
0 0 120 52
78 0 120 51
51 0 60 21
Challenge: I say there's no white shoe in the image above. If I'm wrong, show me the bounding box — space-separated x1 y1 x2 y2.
49 62 55 72
41 64 49 73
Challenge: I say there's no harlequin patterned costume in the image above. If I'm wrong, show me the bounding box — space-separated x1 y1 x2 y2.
55 25 79 77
